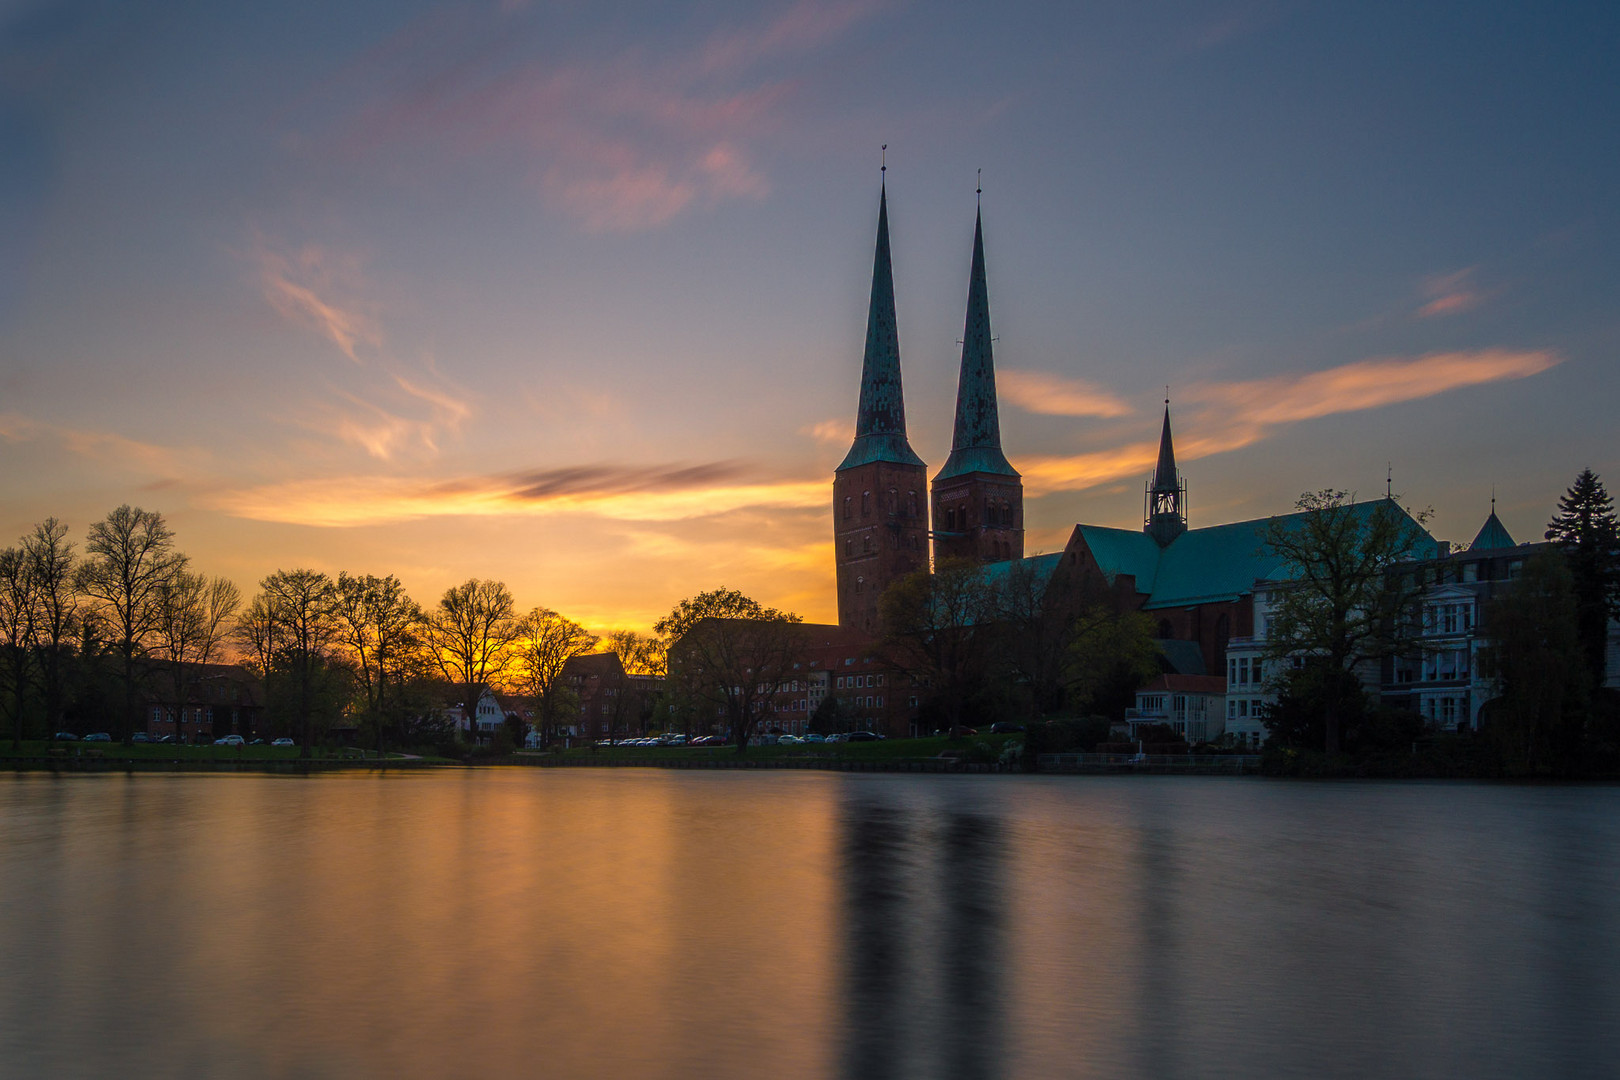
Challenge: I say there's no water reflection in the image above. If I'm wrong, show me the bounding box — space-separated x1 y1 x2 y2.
839 787 1005 1080
1 773 1618 1079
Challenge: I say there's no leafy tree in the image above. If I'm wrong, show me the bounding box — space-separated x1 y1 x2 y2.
879 558 996 737
1063 608 1160 717
1263 491 1431 752
1544 468 1620 689
513 607 597 745
0 545 39 747
986 556 1073 715
249 569 342 757
76 506 188 742
21 520 78 739
1479 552 1590 775
657 588 803 753
605 629 666 677
333 573 426 754
424 579 520 742
154 571 241 739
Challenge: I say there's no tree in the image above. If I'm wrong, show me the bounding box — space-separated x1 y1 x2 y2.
0 545 39 748
986 557 1072 715
1263 491 1431 752
251 569 342 758
604 629 666 678
424 579 520 743
154 571 241 739
333 573 426 754
657 588 803 753
22 519 78 740
1063 608 1160 717
879 558 997 738
513 607 597 745
1479 552 1590 775
76 506 188 742
1544 468 1620 690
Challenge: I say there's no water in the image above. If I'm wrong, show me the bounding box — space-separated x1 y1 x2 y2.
1 771 1617 1080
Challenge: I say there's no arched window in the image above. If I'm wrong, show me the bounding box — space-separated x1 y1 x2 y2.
843 496 852 520
844 539 852 558
888 488 898 514
863 534 873 554
1157 619 1174 639
908 491 918 517
856 576 865 593
861 491 870 516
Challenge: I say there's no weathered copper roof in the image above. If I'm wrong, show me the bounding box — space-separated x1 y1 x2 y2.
838 182 925 472
1469 510 1516 551
1151 404 1179 492
936 209 1017 482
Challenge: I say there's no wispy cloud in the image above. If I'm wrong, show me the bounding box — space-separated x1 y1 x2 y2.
1000 369 1134 419
0 413 196 477
1415 267 1485 319
209 462 826 527
315 1 882 231
1187 349 1559 424
255 241 381 361
1020 349 1559 495
801 418 852 445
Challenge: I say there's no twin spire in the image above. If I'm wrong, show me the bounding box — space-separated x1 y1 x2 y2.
839 178 1014 479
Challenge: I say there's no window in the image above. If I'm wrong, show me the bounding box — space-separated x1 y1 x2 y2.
863 534 873 554
843 496 851 520
908 491 918 516
862 491 870 515
844 539 852 558
888 488 897 514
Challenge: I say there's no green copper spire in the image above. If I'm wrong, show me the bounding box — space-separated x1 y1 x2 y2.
1469 508 1516 551
937 208 1017 481
1151 402 1179 493
838 181 924 472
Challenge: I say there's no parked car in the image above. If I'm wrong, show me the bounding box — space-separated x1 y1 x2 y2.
52 731 77 741
249 738 265 746
989 722 1025 734
844 731 884 742
214 734 245 746
801 733 826 744
777 734 800 745
156 734 176 744
130 732 152 744
83 732 111 742
271 737 295 747
823 733 845 743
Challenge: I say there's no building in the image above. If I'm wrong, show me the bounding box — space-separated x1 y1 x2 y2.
1128 674 1228 743
144 663 265 742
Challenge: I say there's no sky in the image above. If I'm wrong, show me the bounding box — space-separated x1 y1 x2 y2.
2 0 1618 633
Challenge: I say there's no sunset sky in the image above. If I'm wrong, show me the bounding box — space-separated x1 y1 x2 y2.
3 0 1617 632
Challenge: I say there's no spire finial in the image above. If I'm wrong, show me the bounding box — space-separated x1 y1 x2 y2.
976 167 982 205
1492 485 1497 513
1387 462 1393 499
1165 385 1170 407
881 143 886 175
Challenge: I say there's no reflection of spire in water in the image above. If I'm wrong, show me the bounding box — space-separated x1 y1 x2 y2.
938 810 1004 1080
838 790 1008 1080
840 797 908 1080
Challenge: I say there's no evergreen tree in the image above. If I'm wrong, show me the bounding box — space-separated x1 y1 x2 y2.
1544 469 1620 688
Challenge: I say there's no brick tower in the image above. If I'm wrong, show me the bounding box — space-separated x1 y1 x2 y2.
931 206 1023 564
835 180 929 631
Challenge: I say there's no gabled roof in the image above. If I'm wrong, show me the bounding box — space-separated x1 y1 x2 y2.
1140 673 1227 695
1469 511 1516 551
1076 498 1438 610
561 652 626 679
974 552 1062 597
1154 639 1207 676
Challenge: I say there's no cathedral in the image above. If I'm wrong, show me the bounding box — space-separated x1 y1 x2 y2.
833 179 1024 633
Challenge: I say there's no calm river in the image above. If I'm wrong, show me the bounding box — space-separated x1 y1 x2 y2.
1 771 1617 1079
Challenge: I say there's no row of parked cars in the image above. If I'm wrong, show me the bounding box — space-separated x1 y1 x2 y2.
593 731 889 748
49 732 295 747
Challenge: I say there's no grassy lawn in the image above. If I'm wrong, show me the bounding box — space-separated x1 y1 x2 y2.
0 741 407 763
530 732 1018 765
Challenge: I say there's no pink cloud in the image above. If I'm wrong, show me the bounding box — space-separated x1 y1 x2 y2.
255 242 381 362
1000 369 1134 419
1415 267 1485 319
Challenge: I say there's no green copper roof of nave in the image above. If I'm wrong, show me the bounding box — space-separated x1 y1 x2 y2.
1469 511 1516 551
1077 498 1439 610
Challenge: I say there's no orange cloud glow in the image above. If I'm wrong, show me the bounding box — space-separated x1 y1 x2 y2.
256 244 381 362
1000 369 1134 418
209 464 826 527
1188 349 1559 425
1019 349 1558 495
1415 267 1484 319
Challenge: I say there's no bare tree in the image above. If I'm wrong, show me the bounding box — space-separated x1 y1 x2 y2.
658 588 803 754
605 629 666 677
253 569 341 758
333 573 425 754
22 519 78 739
76 506 187 742
424 579 520 742
0 546 39 748
514 607 597 745
154 571 242 740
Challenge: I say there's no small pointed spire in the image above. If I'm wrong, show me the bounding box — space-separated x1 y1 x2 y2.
1151 399 1178 493
839 169 923 472
937 204 1017 481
